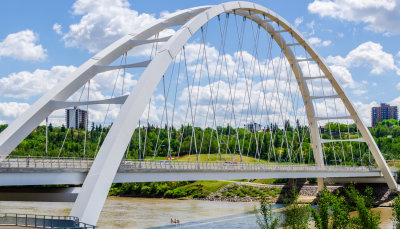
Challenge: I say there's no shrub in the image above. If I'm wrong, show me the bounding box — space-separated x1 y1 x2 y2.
397 169 400 184
192 192 207 198
255 194 279 229
284 188 310 229
312 188 350 229
140 186 152 196
163 190 174 198
393 194 400 229
311 188 331 229
346 185 380 229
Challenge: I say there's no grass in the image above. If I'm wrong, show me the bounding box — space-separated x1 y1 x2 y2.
174 154 269 164
144 154 310 166
167 180 230 199
222 184 282 198
190 180 230 193
252 179 278 184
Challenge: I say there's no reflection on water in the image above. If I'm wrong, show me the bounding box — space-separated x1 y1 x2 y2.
0 197 394 228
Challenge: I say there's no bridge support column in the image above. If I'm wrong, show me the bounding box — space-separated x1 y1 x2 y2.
317 178 324 191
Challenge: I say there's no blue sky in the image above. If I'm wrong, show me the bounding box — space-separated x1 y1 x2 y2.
0 0 399 126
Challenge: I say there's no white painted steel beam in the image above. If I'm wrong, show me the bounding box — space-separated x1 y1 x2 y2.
51 95 128 110
303 76 326 80
295 58 314 62
320 138 366 144
310 95 340 100
94 60 150 74
129 36 172 47
315 116 352 121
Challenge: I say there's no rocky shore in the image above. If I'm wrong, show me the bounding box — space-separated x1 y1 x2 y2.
202 182 397 207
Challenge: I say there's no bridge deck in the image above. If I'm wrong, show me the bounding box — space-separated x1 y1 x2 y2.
0 158 384 186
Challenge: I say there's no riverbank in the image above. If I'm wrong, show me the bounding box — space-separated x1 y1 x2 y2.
110 180 398 207
205 182 397 207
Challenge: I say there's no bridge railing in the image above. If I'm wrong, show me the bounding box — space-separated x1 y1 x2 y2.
0 213 96 228
119 159 378 172
0 156 94 169
0 156 379 172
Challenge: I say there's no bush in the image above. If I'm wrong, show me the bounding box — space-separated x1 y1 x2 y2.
140 186 152 196
163 190 174 198
171 188 188 198
284 188 310 229
346 185 380 229
255 194 279 229
307 178 317 184
273 179 288 184
311 189 331 229
393 194 400 229
192 192 207 198
312 188 350 229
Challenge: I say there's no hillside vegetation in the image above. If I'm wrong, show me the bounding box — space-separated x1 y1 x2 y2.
0 119 398 164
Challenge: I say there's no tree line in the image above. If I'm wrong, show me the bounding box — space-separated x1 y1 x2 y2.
0 119 398 164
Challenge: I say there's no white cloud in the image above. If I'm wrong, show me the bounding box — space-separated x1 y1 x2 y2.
372 82 377 86
53 23 63 35
396 82 400 90
322 40 332 46
0 66 77 99
308 0 400 34
306 20 315 36
326 41 400 75
353 100 378 125
329 65 357 88
294 17 304 27
0 30 47 61
60 0 163 53
352 89 367 95
0 102 30 120
307 37 332 47
0 63 140 124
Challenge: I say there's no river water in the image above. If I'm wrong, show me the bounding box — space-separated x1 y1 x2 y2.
0 197 394 228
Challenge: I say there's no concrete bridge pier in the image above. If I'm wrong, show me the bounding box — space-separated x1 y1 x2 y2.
318 178 324 191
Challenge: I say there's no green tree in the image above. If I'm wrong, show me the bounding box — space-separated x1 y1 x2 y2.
346 185 380 229
284 188 310 229
393 194 400 229
255 194 279 229
311 188 331 229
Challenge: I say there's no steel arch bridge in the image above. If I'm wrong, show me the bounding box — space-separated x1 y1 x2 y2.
0 1 396 226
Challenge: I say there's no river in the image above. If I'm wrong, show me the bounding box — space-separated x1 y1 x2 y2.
0 197 394 228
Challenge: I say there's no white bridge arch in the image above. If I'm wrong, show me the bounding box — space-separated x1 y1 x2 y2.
0 1 396 225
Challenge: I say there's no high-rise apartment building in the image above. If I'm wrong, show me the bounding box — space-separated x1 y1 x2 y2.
65 108 88 129
371 103 398 126
244 123 262 132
